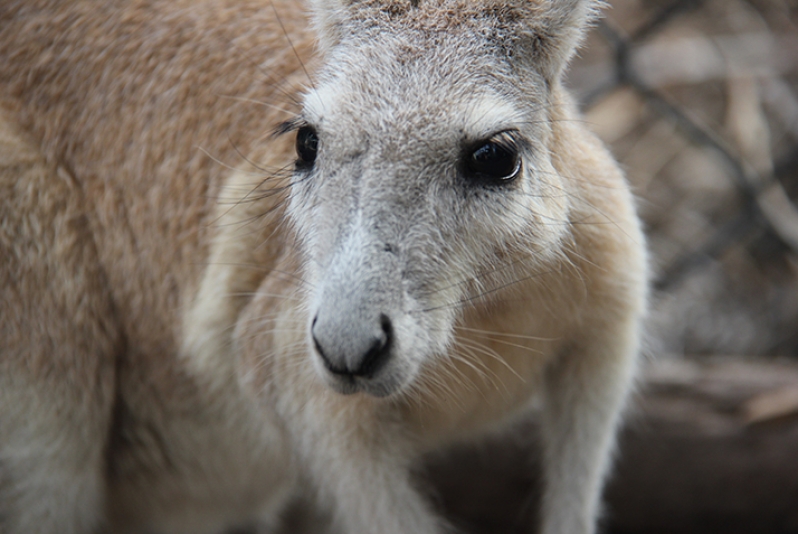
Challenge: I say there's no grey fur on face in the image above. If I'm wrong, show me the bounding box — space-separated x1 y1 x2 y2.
291 4 573 396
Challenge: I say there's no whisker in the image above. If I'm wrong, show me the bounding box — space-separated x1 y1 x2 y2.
215 93 297 117
419 268 558 314
270 1 316 92
456 337 526 383
451 347 510 398
454 325 555 342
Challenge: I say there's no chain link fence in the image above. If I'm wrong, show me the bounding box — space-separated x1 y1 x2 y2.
568 0 798 358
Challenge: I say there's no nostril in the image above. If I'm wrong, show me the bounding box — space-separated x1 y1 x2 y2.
379 313 393 345
311 315 321 354
354 314 393 378
312 315 348 376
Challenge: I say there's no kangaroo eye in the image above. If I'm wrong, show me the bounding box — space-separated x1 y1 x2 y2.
462 134 521 185
295 125 319 168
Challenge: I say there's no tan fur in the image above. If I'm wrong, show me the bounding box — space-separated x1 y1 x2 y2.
0 1 646 533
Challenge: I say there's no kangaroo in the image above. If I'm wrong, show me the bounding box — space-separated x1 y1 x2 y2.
0 0 647 533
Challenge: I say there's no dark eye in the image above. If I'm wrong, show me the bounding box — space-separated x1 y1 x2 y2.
462 135 521 185
295 125 319 168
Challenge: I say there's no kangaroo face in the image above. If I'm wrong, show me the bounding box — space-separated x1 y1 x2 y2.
287 5 572 398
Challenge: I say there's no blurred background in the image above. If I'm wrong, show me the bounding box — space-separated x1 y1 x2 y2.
423 1 798 533
573 0 798 359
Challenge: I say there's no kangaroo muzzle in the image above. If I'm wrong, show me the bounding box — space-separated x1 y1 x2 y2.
309 234 407 396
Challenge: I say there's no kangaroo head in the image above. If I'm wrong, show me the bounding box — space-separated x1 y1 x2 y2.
286 0 599 397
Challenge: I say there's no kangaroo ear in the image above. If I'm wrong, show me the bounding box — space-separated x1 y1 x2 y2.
305 0 603 76
305 0 350 53
516 0 604 79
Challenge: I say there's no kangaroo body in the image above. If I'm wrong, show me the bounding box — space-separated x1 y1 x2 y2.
0 1 647 533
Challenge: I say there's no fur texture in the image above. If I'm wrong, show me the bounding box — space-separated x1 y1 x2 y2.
0 1 646 533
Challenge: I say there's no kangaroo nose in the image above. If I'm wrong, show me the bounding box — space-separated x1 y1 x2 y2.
312 313 394 378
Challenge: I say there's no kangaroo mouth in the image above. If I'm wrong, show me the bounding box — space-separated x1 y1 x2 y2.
319 363 408 398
